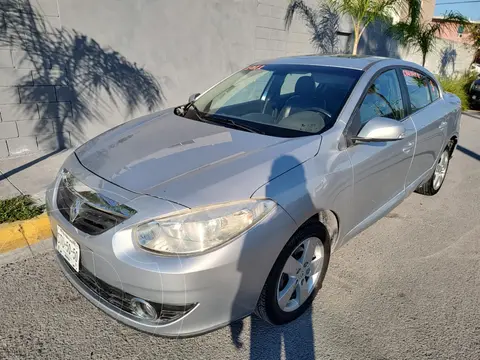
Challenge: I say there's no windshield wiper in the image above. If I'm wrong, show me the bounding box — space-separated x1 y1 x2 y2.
175 103 264 134
205 114 265 135
174 101 201 117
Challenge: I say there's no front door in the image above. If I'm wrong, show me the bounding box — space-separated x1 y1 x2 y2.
346 69 416 230
401 69 447 188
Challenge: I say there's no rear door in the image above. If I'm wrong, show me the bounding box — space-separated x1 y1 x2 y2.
400 69 447 188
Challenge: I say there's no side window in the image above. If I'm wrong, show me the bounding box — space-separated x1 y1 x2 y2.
280 72 312 95
358 69 405 126
428 79 440 101
402 69 432 112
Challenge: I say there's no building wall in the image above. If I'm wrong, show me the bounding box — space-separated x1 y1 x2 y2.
435 19 477 45
400 38 476 76
421 0 436 23
0 0 474 159
0 0 322 158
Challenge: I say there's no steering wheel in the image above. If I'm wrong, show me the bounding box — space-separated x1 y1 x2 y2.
301 107 332 119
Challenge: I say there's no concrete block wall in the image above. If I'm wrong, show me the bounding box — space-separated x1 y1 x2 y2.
2 0 471 160
400 39 477 76
254 0 318 62
0 0 70 157
0 0 320 158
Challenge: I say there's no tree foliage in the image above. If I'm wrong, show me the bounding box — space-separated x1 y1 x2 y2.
285 0 405 55
390 0 468 66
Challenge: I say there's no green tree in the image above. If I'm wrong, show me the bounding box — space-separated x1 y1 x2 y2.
285 0 402 55
467 23 480 48
391 0 468 66
467 23 480 63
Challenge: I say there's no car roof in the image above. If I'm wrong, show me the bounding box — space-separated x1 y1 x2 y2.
260 55 390 71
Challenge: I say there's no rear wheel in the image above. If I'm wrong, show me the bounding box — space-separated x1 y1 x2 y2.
415 148 450 196
255 223 330 325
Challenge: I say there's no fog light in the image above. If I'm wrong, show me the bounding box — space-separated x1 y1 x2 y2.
130 298 158 321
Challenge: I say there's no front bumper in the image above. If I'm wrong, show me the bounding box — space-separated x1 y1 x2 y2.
46 153 298 336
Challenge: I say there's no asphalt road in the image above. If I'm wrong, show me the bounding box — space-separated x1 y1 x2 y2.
1 113 479 360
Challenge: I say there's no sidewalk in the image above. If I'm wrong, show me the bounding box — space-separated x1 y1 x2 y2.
0 149 72 202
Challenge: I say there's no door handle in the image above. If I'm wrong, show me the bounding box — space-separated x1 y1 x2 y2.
439 121 448 130
402 141 414 154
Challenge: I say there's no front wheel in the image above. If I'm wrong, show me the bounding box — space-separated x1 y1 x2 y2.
415 148 450 196
255 223 330 325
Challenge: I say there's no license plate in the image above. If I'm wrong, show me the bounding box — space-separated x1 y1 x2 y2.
473 95 477 100
56 226 80 272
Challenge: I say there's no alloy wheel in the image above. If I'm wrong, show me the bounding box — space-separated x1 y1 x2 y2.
276 237 324 312
433 150 449 190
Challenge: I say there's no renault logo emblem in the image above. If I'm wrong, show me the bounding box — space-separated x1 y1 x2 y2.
70 198 84 222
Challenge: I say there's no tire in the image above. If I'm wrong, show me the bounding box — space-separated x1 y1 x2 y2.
255 222 330 325
415 147 450 196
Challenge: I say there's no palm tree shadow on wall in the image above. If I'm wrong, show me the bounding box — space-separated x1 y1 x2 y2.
358 19 401 58
439 45 457 76
284 0 346 54
0 0 163 153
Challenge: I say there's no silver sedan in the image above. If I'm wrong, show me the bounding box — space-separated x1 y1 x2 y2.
46 55 461 337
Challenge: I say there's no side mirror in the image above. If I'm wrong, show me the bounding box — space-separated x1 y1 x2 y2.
351 117 405 143
188 93 201 103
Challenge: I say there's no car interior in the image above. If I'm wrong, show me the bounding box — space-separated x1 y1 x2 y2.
207 70 355 134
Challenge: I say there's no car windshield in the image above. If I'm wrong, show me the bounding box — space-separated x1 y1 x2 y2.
183 64 362 137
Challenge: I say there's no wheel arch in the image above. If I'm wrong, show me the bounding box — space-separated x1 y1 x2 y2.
447 135 458 158
300 210 340 251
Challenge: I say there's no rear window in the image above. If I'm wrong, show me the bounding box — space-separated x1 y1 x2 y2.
402 69 432 112
428 79 440 101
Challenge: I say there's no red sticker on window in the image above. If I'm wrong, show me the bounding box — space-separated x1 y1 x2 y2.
245 64 265 71
403 69 420 78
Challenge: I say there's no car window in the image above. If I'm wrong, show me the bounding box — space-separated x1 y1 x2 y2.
428 79 440 101
402 69 432 112
209 71 271 109
358 69 405 126
190 64 362 137
280 72 313 95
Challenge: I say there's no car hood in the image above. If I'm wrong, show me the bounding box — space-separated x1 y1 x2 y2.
76 109 321 208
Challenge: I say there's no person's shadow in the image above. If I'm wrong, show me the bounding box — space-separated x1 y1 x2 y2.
230 155 316 360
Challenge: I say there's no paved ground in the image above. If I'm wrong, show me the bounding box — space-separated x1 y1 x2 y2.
0 113 479 359
0 149 72 201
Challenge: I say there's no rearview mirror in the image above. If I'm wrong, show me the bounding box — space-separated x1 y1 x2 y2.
351 117 405 143
189 93 201 102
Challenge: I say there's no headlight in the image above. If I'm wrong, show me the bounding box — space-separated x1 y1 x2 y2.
134 200 276 255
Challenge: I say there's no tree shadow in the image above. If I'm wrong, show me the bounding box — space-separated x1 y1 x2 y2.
284 1 344 54
0 0 163 155
230 155 317 360
358 19 400 58
439 45 457 76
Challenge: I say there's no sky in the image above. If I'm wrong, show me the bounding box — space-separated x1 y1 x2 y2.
434 0 480 21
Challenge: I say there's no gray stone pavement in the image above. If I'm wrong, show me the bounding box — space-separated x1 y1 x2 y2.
0 113 479 359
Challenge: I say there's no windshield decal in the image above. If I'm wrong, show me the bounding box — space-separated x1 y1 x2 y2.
245 64 265 71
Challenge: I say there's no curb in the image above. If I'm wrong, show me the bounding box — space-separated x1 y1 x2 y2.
0 213 51 254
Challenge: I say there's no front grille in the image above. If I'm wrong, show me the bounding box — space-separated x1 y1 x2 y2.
56 177 131 235
59 254 195 323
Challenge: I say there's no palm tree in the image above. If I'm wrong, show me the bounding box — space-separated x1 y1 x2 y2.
390 0 468 66
285 0 403 55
